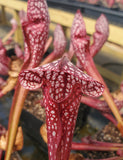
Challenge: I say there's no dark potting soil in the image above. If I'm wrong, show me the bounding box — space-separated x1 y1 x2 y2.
82 122 123 159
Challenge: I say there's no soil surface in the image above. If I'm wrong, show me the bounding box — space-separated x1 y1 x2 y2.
83 122 123 159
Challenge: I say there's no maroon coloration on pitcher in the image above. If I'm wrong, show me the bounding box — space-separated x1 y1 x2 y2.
71 10 87 40
5 0 50 159
71 10 109 65
76 59 85 71
71 10 123 134
90 14 109 57
67 42 74 60
21 0 50 69
19 56 104 160
53 24 67 57
71 10 90 70
41 24 67 65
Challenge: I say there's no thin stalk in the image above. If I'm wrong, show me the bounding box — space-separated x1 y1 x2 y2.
40 51 56 65
81 96 110 113
85 56 123 134
71 142 123 151
80 96 117 125
2 29 16 43
44 36 53 54
85 139 123 147
103 113 117 125
5 85 28 160
85 156 123 160
81 96 123 113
